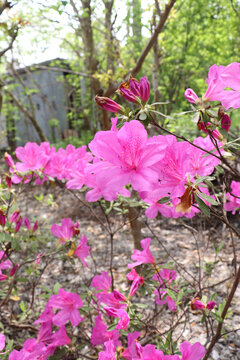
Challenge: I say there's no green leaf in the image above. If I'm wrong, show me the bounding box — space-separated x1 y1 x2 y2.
167 289 177 301
197 192 218 205
53 282 61 294
219 127 228 139
194 195 210 217
191 112 200 124
0 232 12 242
206 109 218 118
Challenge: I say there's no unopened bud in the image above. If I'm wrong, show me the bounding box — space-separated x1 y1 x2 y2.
139 76 150 103
5 175 12 188
221 114 231 132
4 153 15 168
184 88 200 104
94 96 123 113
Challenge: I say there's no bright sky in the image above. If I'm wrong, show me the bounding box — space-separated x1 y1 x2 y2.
3 0 153 67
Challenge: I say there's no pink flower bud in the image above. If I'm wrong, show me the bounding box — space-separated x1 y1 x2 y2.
0 274 7 282
5 175 12 188
199 122 223 140
119 83 137 103
10 264 18 276
191 299 205 310
4 153 15 168
10 211 20 223
129 77 140 97
113 289 126 302
184 88 200 104
94 95 123 113
15 217 22 232
206 301 216 310
24 217 31 230
32 220 38 232
221 114 231 132
35 253 42 265
139 76 150 103
0 212 6 226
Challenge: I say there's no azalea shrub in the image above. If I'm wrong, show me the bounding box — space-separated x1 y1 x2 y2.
0 62 240 359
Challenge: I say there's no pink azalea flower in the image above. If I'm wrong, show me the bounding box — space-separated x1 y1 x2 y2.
204 64 226 101
45 326 71 357
91 271 112 291
0 251 11 270
153 269 178 312
225 181 240 214
15 142 50 172
51 218 76 243
88 120 166 196
180 341 206 360
215 62 240 109
48 288 84 327
0 333 5 351
104 307 129 330
98 340 116 360
128 238 155 268
127 269 144 297
121 331 141 360
91 313 120 346
74 234 90 267
19 338 48 360
113 290 127 302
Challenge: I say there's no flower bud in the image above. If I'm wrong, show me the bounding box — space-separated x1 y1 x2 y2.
0 274 7 282
94 96 123 113
32 220 38 232
10 264 18 276
206 301 216 310
184 88 200 104
139 76 150 103
10 211 20 223
129 77 140 97
113 289 127 302
191 298 205 310
221 114 231 132
119 82 137 103
35 253 42 265
5 175 12 188
0 211 6 226
15 216 23 232
4 153 15 168
24 217 31 231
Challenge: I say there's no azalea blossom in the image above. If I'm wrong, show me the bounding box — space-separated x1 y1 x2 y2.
128 238 155 268
91 313 120 346
51 218 78 243
74 234 90 267
48 288 84 327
